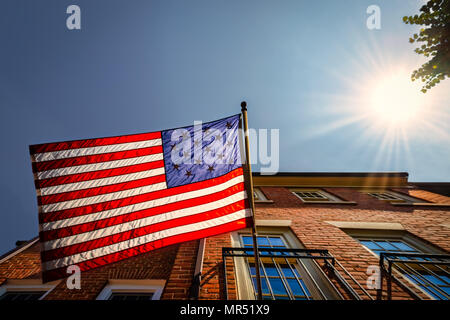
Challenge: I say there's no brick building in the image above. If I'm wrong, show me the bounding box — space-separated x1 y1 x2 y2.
0 172 449 301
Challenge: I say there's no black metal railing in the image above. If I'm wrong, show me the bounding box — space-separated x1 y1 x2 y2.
222 247 373 300
379 252 450 300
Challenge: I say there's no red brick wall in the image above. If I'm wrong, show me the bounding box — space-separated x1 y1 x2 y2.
161 240 199 300
199 234 237 300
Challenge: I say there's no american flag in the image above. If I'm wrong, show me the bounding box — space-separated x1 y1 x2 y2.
30 114 252 282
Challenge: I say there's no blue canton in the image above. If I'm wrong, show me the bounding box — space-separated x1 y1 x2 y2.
161 114 242 188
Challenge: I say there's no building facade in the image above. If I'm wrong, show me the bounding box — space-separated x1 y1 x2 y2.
0 172 449 300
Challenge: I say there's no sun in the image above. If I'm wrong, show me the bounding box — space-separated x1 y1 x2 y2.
368 71 427 127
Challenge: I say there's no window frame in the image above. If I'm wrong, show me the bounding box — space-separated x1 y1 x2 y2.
346 229 440 256
345 229 448 300
253 187 273 203
361 189 425 204
0 279 59 301
230 226 342 300
290 188 353 204
96 279 166 300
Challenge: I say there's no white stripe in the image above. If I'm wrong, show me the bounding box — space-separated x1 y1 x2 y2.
41 175 245 231
43 191 247 250
37 154 163 180
33 139 162 162
40 167 166 196
41 182 168 213
44 208 251 270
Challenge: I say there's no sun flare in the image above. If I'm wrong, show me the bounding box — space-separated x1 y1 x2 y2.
368 71 427 127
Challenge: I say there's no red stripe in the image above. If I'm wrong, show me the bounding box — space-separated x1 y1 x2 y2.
36 160 164 189
39 168 244 223
41 200 247 262
38 174 167 205
33 146 163 172
40 182 245 242
30 131 161 154
42 216 252 283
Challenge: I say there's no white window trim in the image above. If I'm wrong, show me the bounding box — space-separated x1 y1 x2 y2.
96 279 166 300
344 228 446 300
361 190 424 204
0 279 60 300
253 187 273 203
326 221 405 231
344 229 443 255
290 188 355 204
230 226 342 300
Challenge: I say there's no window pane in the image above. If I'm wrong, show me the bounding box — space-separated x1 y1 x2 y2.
280 266 295 278
249 264 263 276
268 237 285 247
422 274 447 286
257 237 270 246
268 278 288 295
0 292 45 301
423 286 449 300
437 274 450 284
109 293 153 301
287 279 308 297
242 236 253 246
360 240 381 250
390 241 417 252
252 277 270 295
264 266 280 277
375 241 398 251
405 273 427 285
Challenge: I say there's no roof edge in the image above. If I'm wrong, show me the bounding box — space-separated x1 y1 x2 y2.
0 237 39 264
252 172 409 178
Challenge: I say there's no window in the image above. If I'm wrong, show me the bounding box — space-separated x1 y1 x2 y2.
96 279 165 300
241 235 311 300
291 189 342 203
363 190 424 203
358 239 420 256
108 292 154 301
353 232 449 300
231 228 342 300
0 291 46 301
253 188 272 203
0 279 57 301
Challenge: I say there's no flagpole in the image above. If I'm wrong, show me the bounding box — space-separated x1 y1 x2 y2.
240 101 263 300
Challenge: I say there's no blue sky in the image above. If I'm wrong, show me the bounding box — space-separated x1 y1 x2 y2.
0 0 448 253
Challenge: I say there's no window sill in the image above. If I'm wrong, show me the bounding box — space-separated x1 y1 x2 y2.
255 200 274 204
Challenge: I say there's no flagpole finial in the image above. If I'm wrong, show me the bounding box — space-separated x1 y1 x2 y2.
240 101 247 111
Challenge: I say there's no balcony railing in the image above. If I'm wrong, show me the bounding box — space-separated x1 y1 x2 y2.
379 252 450 300
222 247 373 300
